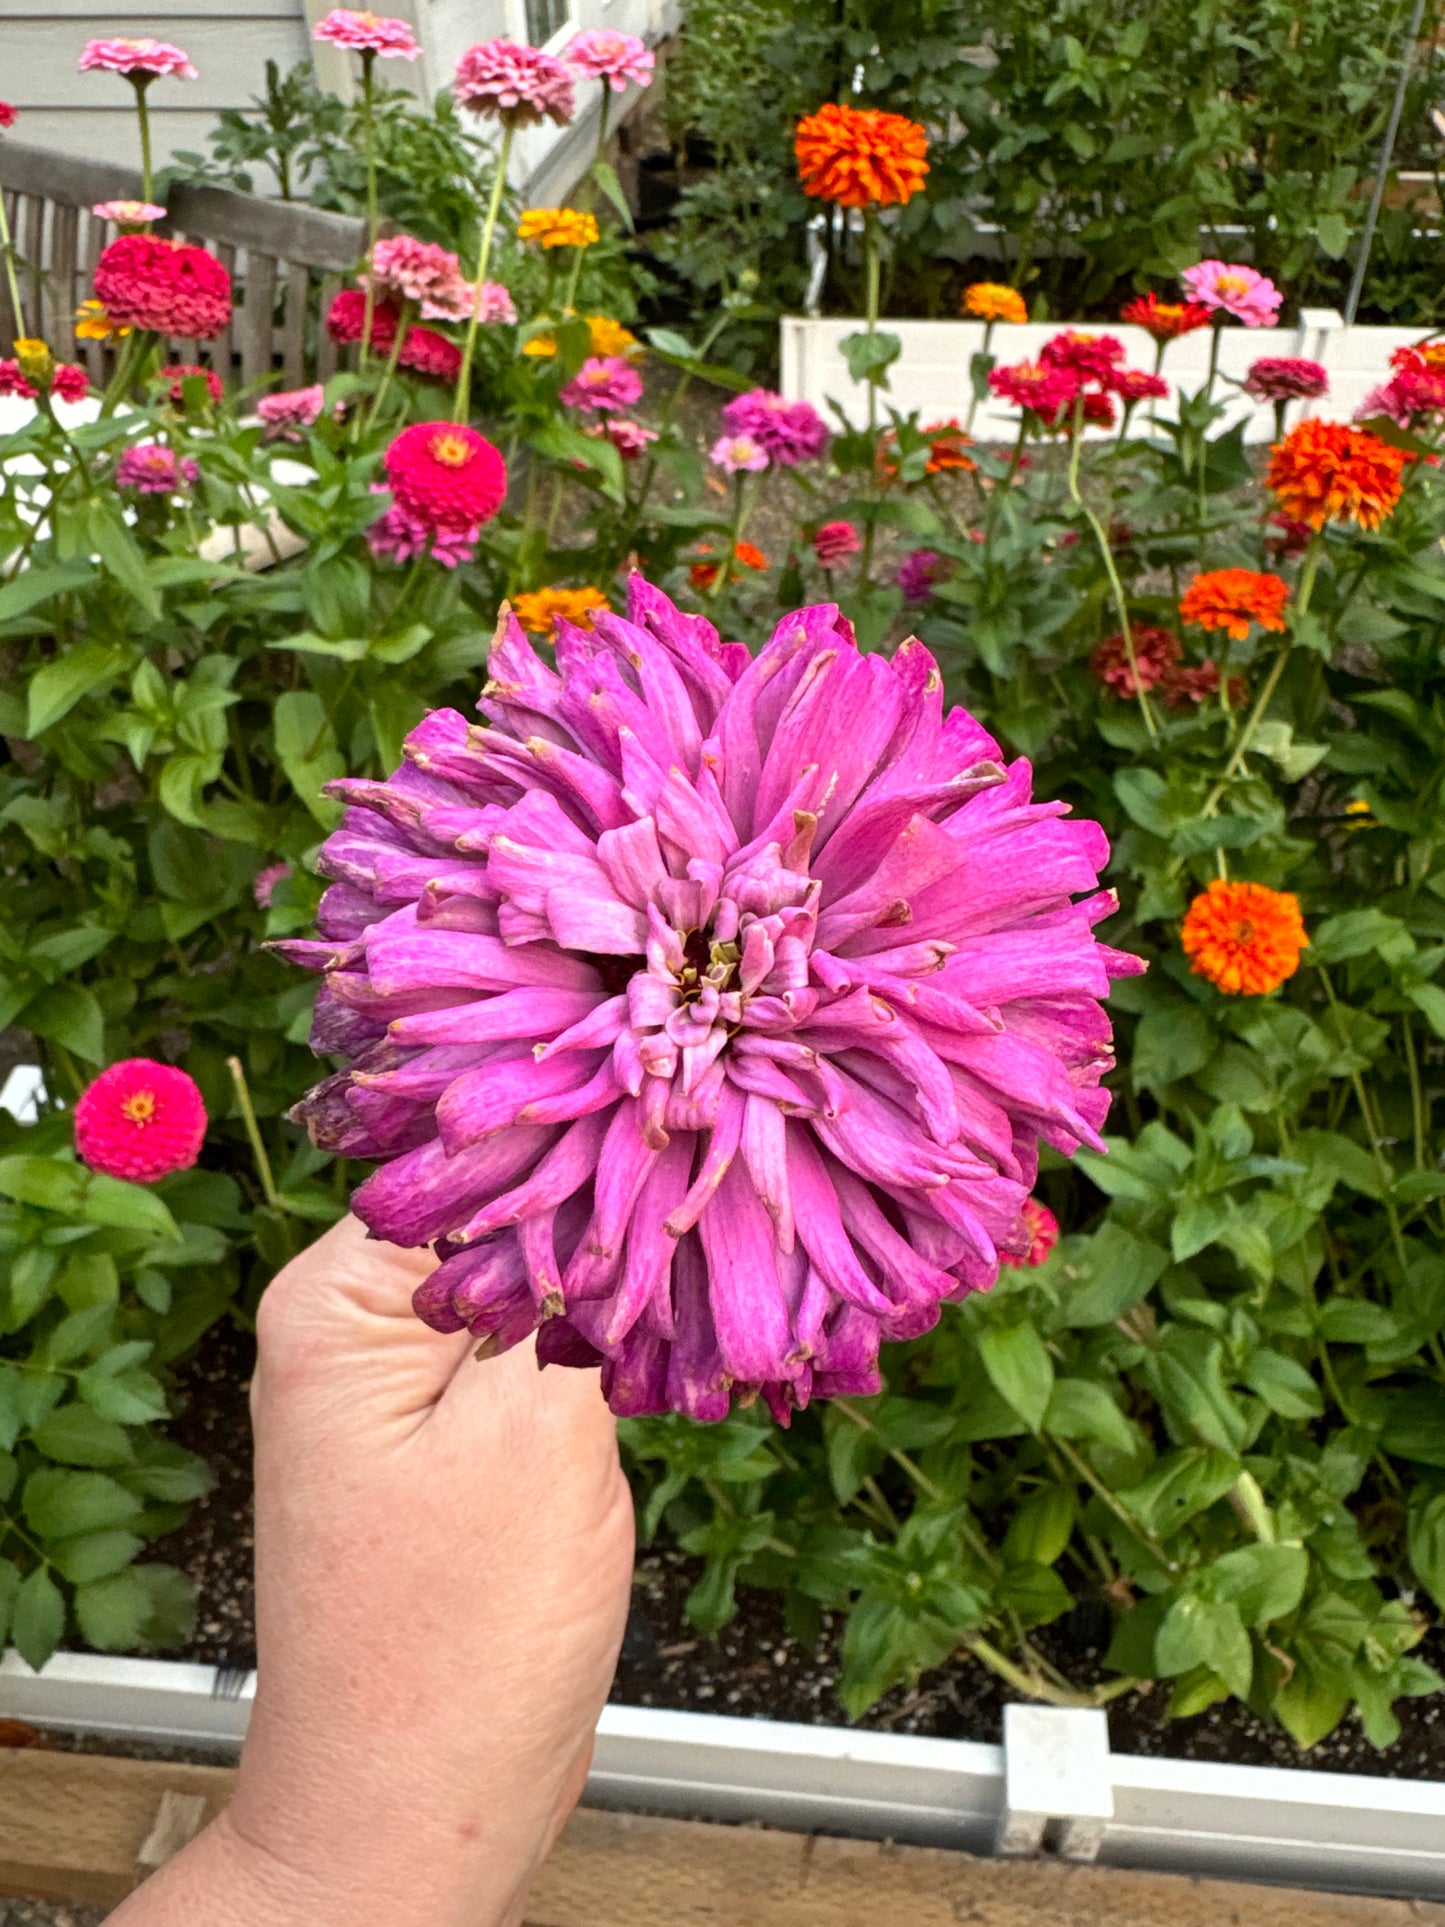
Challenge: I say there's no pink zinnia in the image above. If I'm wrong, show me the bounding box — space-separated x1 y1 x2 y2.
469 281 518 326
813 521 861 568
93 199 167 227
604 419 658 460
253 861 293 908
897 548 949 602
93 234 232 339
565 28 655 92
0 362 37 401
1039 331 1125 384
1357 354 1445 426
1243 357 1327 403
1090 626 1179 697
284 578 1139 1421
988 359 1078 423
999 1197 1059 1268
1110 368 1170 404
560 355 644 414
720 388 828 467
156 362 223 406
258 384 326 437
1180 261 1281 329
0 104 15 130
74 1059 207 1183
368 500 479 570
312 9 420 58
384 421 506 531
367 235 472 321
79 37 197 79
325 290 463 382
710 432 769 474
116 443 199 493
454 38 576 127
51 363 90 404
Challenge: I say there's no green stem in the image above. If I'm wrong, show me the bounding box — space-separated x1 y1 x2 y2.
964 317 993 436
1052 1434 1179 1570
964 1633 1139 1709
0 189 25 340
562 88 613 320
227 1055 282 1212
707 472 752 599
365 296 413 430
863 210 881 436
133 77 155 206
1065 396 1159 741
1402 1013 1429 1171
454 121 515 423
1316 964 1409 1272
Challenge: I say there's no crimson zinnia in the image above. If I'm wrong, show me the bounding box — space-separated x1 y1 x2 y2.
285 580 1139 1422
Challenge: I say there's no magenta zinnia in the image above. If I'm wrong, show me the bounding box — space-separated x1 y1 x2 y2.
285 580 1139 1422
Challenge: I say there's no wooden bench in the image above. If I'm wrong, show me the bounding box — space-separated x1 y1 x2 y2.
0 139 368 389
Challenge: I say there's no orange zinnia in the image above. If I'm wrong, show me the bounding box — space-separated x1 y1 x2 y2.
1265 419 1405 532
922 419 974 473
689 541 768 589
1182 880 1306 996
1178 569 1289 642
794 102 928 210
511 585 610 635
962 282 1027 324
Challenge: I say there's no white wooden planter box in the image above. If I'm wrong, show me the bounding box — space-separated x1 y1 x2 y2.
5 1646 1445 1902
780 312 1436 443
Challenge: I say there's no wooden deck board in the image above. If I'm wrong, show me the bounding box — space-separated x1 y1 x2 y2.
0 1748 1440 1923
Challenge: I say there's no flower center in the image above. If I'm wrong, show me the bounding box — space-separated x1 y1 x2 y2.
1216 273 1249 297
429 430 473 468
120 1089 157 1125
1232 919 1255 945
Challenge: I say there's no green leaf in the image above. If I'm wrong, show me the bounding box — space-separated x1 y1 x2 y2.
74 1568 155 1650
1309 909 1412 965
0 562 92 625
1117 1446 1240 1538
1056 1224 1169 1326
1204 1543 1308 1624
1044 1376 1138 1455
1243 1349 1324 1419
31 1404 135 1467
11 1566 65 1671
1133 1005 1212 1091
1156 1593 1252 1698
78 1175 178 1241
1003 1484 1078 1566
24 982 105 1064
978 1321 1054 1431
50 1528 144 1585
0 1559 18 1647
997 1560 1073 1627
0 1156 86 1213
591 159 634 231
273 690 345 829
23 1467 142 1539
839 329 902 387
26 641 127 736
1315 211 1350 259
88 499 161 616
527 417 627 504
1408 984 1445 1042
1408 1489 1445 1610
78 1364 167 1425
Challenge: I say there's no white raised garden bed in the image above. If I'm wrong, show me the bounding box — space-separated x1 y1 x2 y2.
4 1646 1445 1902
780 311 1433 441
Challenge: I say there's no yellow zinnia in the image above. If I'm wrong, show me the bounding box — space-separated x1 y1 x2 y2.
75 299 129 342
517 208 600 250
523 314 641 361
511 585 611 635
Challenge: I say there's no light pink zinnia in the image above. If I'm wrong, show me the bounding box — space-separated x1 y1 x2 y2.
604 419 658 460
283 578 1139 1422
454 38 576 127
93 199 167 227
116 443 198 493
710 432 769 474
79 37 197 79
469 280 518 325
312 9 421 59
720 389 828 467
1180 261 1281 329
1243 357 1327 402
565 28 654 92
258 384 327 437
253 861 293 908
367 235 472 321
560 355 644 414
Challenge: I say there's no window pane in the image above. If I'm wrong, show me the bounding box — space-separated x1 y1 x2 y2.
525 0 569 45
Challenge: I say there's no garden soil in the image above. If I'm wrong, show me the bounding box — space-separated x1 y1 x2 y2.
151 1321 1445 1783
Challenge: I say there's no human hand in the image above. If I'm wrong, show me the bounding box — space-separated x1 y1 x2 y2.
111 1214 634 1927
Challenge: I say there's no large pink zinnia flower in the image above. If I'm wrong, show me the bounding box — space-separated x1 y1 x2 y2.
720 389 829 467
93 234 232 339
312 9 420 59
454 38 576 127
565 28 655 92
384 421 507 530
284 579 1140 1422
1039 331 1125 384
560 355 644 414
367 235 472 321
79 37 197 79
75 1059 207 1183
116 443 199 493
1180 261 1281 329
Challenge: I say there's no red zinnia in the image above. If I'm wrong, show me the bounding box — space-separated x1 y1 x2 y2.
1000 1197 1059 1268
93 234 232 340
74 1059 207 1183
326 290 462 382
0 104 16 130
1120 292 1212 341
1111 368 1170 404
1091 626 1179 697
384 422 507 531
50 363 90 403
1040 330 1125 384
156 362 223 405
